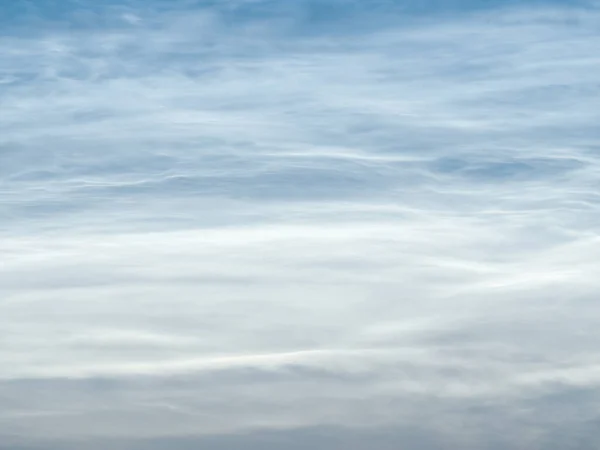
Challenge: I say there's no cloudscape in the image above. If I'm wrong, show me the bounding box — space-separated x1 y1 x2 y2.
1 0 600 449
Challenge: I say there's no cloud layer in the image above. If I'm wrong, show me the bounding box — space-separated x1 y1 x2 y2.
1 0 600 448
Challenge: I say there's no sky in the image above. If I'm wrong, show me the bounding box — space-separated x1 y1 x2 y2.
1 0 600 448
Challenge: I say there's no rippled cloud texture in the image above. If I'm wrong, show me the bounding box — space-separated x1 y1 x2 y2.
2 0 600 448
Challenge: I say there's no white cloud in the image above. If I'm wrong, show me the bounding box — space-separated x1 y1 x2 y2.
1 1 600 447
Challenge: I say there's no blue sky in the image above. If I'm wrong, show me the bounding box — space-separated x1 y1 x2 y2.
1 0 600 449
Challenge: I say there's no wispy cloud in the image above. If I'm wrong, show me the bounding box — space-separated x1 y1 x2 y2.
1 0 600 448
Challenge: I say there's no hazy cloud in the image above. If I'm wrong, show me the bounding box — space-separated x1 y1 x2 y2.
1 0 600 448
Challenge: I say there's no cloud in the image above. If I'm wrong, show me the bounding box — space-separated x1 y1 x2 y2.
1 0 600 448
